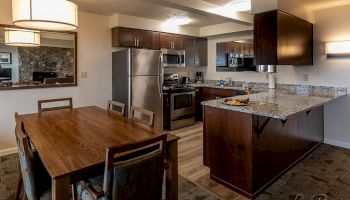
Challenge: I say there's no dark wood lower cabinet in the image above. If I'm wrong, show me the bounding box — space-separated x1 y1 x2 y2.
203 106 324 199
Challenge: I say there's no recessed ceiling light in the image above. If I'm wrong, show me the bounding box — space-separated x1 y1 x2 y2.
166 17 191 26
228 0 251 12
12 0 78 31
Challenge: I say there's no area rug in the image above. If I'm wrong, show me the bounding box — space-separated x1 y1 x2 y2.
256 144 350 200
178 175 220 200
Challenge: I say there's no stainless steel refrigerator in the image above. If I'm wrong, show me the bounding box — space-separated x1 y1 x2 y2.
112 48 163 130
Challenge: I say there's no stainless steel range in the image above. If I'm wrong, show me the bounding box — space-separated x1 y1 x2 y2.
163 74 196 130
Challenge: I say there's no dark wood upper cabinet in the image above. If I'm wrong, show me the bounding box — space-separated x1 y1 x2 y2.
112 27 152 49
254 10 313 65
151 32 160 50
184 36 196 65
216 42 228 67
184 36 208 67
159 33 184 50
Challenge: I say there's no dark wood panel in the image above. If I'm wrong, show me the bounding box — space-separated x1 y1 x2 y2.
159 32 173 49
277 11 313 65
216 42 228 67
203 107 253 194
151 31 160 50
172 34 183 50
116 27 138 47
196 38 208 66
184 36 196 66
203 105 324 198
136 29 151 49
254 10 313 65
254 10 278 65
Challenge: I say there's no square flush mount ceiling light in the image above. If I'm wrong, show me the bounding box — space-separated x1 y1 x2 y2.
325 41 350 58
166 17 191 26
12 0 78 31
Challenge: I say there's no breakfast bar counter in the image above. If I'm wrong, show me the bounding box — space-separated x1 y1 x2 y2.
201 89 346 199
201 91 342 120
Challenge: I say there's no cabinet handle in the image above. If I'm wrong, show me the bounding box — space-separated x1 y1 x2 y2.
137 38 139 47
134 38 137 47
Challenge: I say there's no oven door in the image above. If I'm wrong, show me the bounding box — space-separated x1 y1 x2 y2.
170 91 195 118
162 49 185 67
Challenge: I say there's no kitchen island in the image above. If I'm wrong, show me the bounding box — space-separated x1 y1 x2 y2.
201 90 346 199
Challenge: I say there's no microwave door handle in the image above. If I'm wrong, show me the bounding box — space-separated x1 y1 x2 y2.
178 52 182 65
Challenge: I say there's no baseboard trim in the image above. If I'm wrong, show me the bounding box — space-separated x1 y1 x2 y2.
324 139 350 149
0 147 18 157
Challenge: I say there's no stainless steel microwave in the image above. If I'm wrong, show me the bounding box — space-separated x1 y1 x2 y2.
161 49 185 68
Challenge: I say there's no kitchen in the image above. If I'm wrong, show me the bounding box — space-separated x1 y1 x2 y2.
1 0 350 200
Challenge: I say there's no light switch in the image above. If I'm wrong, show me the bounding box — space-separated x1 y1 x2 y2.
81 72 88 78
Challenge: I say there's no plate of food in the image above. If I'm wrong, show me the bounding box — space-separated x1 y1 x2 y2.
223 98 250 106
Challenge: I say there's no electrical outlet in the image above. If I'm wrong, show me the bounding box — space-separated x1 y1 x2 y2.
265 73 269 79
81 72 88 78
303 74 309 81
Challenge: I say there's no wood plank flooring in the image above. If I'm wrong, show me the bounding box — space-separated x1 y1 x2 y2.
171 123 248 200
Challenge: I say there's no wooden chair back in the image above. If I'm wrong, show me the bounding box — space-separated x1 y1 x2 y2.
38 97 73 112
130 106 155 127
107 100 126 116
15 116 38 200
102 134 167 200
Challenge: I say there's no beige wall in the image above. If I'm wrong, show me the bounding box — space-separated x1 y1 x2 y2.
204 5 350 148
0 3 113 150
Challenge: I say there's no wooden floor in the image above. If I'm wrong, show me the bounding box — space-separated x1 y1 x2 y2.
170 123 249 200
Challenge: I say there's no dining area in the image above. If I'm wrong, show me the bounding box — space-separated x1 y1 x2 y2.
14 98 179 200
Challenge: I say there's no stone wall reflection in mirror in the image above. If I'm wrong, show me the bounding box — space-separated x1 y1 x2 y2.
0 26 76 89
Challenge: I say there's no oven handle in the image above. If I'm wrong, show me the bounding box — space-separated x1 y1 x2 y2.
170 91 196 97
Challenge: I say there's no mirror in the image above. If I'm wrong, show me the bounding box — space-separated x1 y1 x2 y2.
0 25 77 90
216 39 255 72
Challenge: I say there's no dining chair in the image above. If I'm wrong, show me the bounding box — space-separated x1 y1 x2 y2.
15 118 52 200
77 133 168 200
130 106 155 127
107 100 125 116
38 97 73 112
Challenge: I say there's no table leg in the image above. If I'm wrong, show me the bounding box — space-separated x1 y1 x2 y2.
166 140 178 200
52 176 70 200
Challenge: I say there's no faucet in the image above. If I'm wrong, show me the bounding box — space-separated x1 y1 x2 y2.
226 77 234 86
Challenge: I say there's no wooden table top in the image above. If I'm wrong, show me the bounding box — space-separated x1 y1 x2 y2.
19 106 179 178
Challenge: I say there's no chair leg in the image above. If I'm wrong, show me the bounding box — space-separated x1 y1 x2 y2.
15 172 23 200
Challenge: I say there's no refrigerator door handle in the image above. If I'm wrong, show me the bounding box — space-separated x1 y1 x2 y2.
158 53 163 97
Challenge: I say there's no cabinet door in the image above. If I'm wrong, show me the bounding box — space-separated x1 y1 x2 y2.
136 30 151 49
172 34 184 50
151 32 160 50
159 33 173 49
196 38 208 66
184 36 196 66
216 42 227 67
118 28 138 47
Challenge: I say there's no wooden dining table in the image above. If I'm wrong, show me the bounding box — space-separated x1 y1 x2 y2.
18 106 179 200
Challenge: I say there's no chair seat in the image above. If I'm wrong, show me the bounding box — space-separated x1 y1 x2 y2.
77 176 105 200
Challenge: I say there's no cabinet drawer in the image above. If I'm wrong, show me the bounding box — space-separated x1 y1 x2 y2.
202 87 236 99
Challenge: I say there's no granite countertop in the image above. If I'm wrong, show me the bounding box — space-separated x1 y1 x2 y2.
201 90 345 120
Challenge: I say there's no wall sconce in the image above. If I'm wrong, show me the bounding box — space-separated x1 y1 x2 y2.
325 41 350 58
5 29 40 47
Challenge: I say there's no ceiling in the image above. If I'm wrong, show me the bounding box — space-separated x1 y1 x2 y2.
71 0 350 28
71 0 228 27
